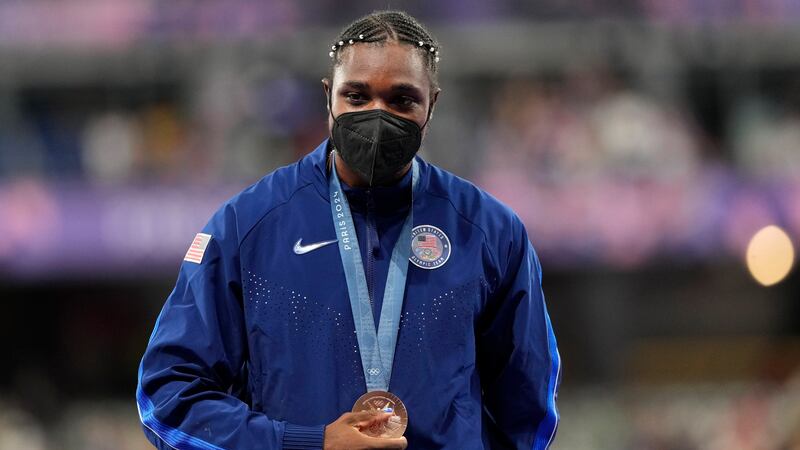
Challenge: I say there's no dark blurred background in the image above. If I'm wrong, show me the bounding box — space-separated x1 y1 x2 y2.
1 1 799 449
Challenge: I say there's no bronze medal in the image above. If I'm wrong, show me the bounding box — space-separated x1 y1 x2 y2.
351 390 408 438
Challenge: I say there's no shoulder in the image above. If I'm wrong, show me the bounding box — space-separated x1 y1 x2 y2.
203 158 315 249
422 161 525 240
422 161 533 283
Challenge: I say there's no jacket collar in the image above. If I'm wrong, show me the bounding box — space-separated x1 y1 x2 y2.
301 138 429 205
341 163 413 215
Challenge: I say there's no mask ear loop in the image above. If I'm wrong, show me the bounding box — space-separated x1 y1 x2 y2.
420 102 434 132
327 93 337 142
326 93 335 166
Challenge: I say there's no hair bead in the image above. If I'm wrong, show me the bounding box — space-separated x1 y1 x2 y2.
329 11 441 86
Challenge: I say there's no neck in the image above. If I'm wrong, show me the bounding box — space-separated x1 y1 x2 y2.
334 155 412 188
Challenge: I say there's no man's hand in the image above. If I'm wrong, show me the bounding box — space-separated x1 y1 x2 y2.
324 411 408 450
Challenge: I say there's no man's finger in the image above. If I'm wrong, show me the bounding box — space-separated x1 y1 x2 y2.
353 412 392 429
360 436 408 449
344 410 381 425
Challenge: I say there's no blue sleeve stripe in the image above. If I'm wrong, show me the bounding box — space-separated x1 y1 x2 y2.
136 381 226 450
136 305 226 450
531 311 561 450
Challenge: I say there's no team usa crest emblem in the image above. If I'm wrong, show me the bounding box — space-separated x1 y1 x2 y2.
410 225 451 269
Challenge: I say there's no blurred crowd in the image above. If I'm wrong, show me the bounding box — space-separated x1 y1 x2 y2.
476 71 800 185
2 64 800 272
556 377 800 450
0 76 320 183
3 71 800 185
479 74 702 185
3 376 800 450
0 2 799 186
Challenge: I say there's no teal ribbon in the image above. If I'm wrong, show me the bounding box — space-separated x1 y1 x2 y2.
328 152 418 391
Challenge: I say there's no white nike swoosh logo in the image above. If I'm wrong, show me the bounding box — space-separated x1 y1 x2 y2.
293 238 338 255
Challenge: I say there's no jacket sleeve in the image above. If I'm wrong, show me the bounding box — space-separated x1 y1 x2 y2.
478 218 561 450
136 205 325 450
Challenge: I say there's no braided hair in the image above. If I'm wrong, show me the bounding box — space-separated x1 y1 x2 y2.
328 10 441 90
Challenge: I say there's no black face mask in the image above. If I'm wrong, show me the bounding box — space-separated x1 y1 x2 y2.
329 103 430 187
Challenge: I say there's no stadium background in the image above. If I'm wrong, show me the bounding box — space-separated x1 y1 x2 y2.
1 1 799 449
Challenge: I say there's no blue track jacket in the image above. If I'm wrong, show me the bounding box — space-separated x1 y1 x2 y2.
137 140 561 449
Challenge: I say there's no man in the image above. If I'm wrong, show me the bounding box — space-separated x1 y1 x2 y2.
137 10 560 450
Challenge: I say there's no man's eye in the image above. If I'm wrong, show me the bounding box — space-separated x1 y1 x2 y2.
345 92 365 103
396 96 417 108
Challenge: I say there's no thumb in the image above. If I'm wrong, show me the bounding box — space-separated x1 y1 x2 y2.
360 435 408 449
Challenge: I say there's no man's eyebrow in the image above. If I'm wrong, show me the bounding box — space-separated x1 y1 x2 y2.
392 83 423 93
338 80 423 95
340 81 369 90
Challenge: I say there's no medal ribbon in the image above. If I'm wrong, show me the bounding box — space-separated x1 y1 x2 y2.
329 151 417 392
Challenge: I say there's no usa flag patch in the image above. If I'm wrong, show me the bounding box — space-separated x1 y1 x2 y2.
184 233 212 264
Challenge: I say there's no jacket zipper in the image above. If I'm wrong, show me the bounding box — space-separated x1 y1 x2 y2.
365 191 377 313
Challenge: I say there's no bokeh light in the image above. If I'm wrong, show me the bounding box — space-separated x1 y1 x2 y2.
746 225 795 286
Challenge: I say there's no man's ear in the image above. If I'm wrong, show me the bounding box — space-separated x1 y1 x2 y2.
322 78 331 110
